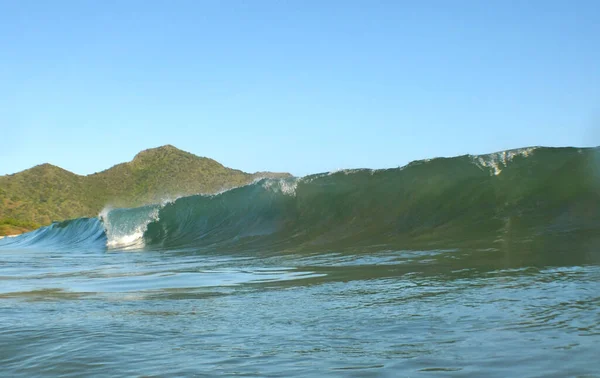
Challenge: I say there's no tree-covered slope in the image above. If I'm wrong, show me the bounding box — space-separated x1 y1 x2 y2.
0 145 291 234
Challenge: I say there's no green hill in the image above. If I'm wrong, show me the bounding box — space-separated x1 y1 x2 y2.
0 145 291 235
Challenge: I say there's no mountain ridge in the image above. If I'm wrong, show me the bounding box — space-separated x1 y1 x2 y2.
0 145 291 235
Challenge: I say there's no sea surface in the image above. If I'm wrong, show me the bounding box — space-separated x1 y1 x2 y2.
1 147 599 376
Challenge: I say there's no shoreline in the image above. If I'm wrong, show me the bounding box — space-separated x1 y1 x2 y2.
0 234 20 240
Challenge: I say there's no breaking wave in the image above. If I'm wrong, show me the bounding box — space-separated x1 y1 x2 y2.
2 146 599 252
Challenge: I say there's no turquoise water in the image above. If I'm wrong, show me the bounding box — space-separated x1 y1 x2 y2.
1 242 598 376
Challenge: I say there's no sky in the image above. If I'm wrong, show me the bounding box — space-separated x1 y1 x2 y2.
0 0 599 177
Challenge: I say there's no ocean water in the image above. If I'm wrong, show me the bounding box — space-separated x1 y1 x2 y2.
1 147 599 376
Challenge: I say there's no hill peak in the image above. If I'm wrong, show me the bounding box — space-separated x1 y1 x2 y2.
35 163 59 169
128 145 222 169
25 163 74 175
140 144 179 153
132 145 195 160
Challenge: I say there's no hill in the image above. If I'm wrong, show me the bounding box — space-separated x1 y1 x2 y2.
0 145 291 235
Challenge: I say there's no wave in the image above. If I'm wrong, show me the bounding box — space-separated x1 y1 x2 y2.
2 146 599 252
0 217 106 250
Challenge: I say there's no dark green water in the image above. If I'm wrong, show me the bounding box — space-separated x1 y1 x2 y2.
1 147 599 376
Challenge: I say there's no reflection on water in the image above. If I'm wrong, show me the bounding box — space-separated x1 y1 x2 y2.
0 240 599 377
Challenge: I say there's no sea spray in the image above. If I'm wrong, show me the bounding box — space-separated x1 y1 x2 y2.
100 205 161 249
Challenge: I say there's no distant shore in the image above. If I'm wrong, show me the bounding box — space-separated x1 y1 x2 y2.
0 234 20 240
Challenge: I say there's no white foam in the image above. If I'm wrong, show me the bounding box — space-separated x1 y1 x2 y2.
99 206 160 250
106 230 147 249
261 178 298 196
328 168 373 176
472 147 537 176
299 172 329 183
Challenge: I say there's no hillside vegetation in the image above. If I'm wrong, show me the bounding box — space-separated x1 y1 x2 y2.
0 145 290 235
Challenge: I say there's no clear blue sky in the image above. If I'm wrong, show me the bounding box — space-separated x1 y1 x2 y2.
1 0 598 176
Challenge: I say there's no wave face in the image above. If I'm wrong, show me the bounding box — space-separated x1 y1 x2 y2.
0 217 106 250
2 147 599 252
